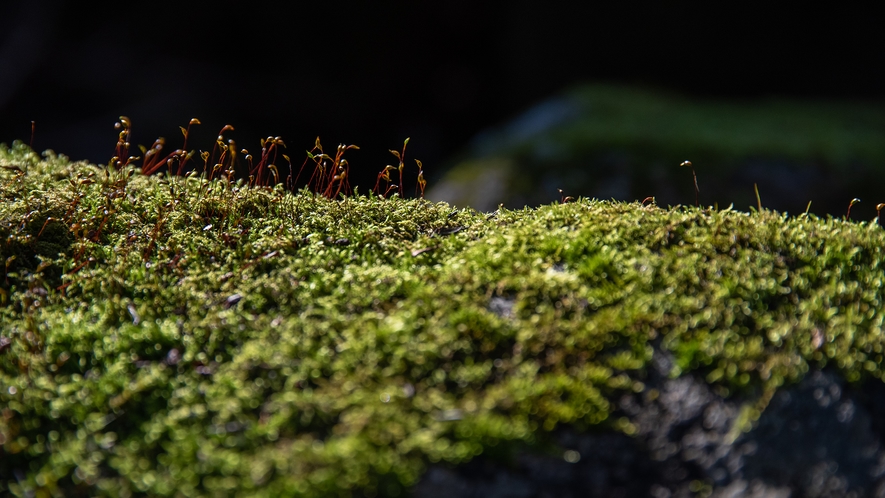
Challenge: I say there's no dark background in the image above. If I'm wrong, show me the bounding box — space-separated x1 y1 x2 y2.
1 1 883 189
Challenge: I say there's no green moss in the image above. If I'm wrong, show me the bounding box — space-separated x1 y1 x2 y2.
2 141 885 497
561 85 885 166
429 84 885 214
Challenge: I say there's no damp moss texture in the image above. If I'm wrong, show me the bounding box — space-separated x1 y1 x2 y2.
1 141 885 497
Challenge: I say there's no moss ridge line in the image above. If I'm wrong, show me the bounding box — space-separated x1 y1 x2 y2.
1 142 884 496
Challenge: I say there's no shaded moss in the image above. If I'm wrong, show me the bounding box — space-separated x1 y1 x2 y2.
429 84 885 216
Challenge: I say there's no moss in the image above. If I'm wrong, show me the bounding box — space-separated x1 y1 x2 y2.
429 84 885 215
1 142 885 497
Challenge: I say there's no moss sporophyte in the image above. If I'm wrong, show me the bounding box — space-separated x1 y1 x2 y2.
1 128 885 497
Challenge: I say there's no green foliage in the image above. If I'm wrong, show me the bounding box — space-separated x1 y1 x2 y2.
2 142 885 497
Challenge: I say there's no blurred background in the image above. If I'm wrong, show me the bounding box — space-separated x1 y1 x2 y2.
1 1 883 216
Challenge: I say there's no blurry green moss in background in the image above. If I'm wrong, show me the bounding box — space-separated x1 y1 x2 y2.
428 84 885 216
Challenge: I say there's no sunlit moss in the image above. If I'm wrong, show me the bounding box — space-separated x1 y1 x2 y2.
2 142 885 496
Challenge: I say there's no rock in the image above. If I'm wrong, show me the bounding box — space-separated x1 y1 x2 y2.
412 348 885 497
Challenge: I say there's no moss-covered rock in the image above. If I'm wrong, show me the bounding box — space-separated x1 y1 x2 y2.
1 142 885 497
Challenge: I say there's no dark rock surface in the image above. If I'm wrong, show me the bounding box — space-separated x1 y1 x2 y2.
412 349 885 497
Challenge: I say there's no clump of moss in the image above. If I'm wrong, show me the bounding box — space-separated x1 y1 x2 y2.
1 142 884 497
